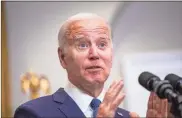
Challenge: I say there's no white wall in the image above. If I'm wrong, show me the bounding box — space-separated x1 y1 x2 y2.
113 2 182 53
5 1 122 113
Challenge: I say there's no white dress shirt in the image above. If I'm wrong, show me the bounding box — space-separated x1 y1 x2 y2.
64 81 105 117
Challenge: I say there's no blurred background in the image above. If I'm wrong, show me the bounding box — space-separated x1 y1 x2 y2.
2 1 182 117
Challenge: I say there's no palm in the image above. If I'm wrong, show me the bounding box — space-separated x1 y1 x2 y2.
146 92 174 118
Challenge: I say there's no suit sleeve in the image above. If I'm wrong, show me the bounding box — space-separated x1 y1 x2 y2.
14 106 39 118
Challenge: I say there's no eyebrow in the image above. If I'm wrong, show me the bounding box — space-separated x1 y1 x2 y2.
97 34 110 39
72 35 89 44
73 34 86 40
73 33 110 40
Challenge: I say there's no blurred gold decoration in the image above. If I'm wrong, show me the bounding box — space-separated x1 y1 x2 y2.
20 70 51 99
2 2 12 117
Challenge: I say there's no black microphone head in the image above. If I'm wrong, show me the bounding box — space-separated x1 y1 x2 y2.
165 74 182 88
138 71 160 91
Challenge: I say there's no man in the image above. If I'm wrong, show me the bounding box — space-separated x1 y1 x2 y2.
14 13 139 118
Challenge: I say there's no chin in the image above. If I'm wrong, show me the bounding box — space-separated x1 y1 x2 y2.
87 75 106 84
83 71 108 84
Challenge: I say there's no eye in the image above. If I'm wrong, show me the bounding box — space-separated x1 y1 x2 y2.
78 42 89 49
98 42 107 49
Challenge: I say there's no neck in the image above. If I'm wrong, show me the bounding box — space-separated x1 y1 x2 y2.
67 74 105 98
75 82 104 98
68 80 104 98
83 85 104 98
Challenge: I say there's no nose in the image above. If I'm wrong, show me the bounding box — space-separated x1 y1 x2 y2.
88 45 99 60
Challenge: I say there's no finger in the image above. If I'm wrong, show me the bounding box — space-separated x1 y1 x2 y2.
154 95 163 114
130 112 140 118
153 93 159 102
103 81 124 105
103 81 118 103
110 93 125 110
152 93 159 110
112 80 124 98
108 80 117 91
113 80 123 89
146 109 158 118
153 110 158 118
157 113 163 118
157 96 163 112
146 109 153 118
105 80 123 100
155 100 160 112
160 99 167 115
148 92 154 109
111 80 123 90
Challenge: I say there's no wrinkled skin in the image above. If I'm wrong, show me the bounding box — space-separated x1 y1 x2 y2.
58 19 113 97
58 18 139 118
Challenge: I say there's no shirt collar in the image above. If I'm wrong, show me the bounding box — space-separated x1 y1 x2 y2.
64 81 105 113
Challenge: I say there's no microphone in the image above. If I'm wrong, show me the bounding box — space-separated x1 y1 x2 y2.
138 71 177 101
165 74 182 95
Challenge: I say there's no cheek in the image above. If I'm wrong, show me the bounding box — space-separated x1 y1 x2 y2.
72 51 88 69
100 51 113 68
105 57 112 70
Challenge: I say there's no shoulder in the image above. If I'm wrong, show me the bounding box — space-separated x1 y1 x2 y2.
16 95 54 110
14 95 65 118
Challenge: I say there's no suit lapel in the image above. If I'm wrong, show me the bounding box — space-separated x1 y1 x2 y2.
53 88 86 118
52 88 129 118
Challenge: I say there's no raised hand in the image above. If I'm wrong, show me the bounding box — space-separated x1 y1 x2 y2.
97 80 125 118
146 92 174 118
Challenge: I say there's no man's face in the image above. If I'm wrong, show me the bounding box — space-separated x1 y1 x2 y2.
60 19 113 87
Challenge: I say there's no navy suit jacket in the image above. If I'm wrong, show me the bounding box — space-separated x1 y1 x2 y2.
14 88 130 118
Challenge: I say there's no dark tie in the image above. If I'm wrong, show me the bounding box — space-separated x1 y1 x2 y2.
90 98 101 118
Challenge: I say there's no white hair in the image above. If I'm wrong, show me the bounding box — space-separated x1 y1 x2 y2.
58 13 112 52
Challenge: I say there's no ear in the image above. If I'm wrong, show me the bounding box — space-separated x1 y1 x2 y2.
58 47 67 69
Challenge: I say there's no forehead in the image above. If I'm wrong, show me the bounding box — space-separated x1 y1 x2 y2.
66 19 110 38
